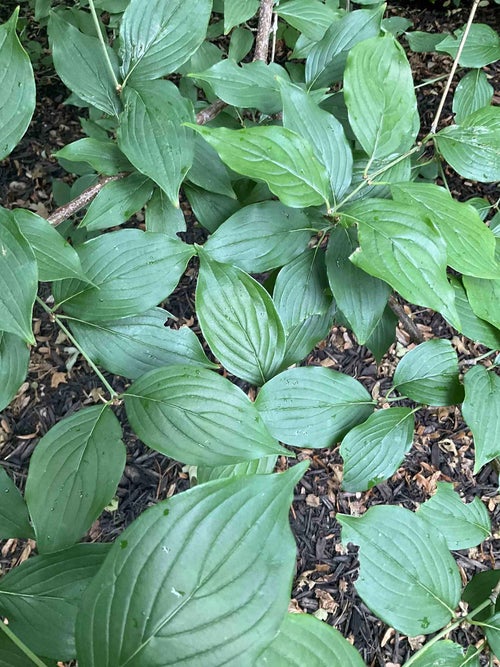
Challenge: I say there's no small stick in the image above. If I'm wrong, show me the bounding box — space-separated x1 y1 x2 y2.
389 295 424 344
253 0 275 62
195 99 227 125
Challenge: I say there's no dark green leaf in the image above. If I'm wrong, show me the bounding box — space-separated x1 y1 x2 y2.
145 188 186 236
280 79 353 200
0 544 110 660
80 173 154 231
405 31 443 53
68 308 215 380
484 613 500 659
25 406 125 553
196 251 286 385
0 629 45 667
0 332 29 414
346 152 412 203
228 27 254 62
326 226 390 344
76 462 308 666
345 199 460 330
448 277 500 350
54 138 132 176
184 184 241 233
363 304 398 362
0 208 37 344
453 69 494 125
436 23 500 67
408 641 475 667
196 455 277 484
0 9 36 160
341 408 414 492
392 339 463 406
118 80 194 205
417 482 490 550
435 106 500 183
275 0 341 41
190 125 331 209
223 0 259 33
338 506 461 635
462 365 500 472
125 365 286 466
13 209 88 283
53 229 194 322
255 366 374 448
48 11 121 117
462 239 500 329
203 201 312 272
119 0 212 82
256 613 365 667
462 570 500 622
187 134 235 199
0 466 33 540
344 34 419 160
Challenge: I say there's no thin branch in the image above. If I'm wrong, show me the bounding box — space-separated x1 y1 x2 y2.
389 296 424 344
47 173 127 226
253 0 275 62
430 0 480 134
195 99 227 125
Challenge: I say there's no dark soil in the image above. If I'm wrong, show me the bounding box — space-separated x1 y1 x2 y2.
0 3 499 666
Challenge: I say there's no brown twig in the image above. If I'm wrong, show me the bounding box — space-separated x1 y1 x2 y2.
195 99 227 125
388 295 424 344
253 0 275 63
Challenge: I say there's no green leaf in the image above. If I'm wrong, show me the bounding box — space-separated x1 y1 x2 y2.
392 339 463 406
145 188 186 236
391 182 499 279
125 365 286 466
54 138 132 176
68 308 215 380
196 252 287 385
338 505 461 635
0 543 110 660
118 80 194 206
223 0 259 33
417 482 490 550
363 304 398 362
405 30 443 53
462 570 500 622
53 229 194 322
48 11 121 117
0 466 33 540
344 34 419 160
448 277 500 350
256 613 365 667
347 152 412 203
462 240 500 329
408 640 475 667
0 209 37 344
184 184 241 233
453 69 494 125
0 332 29 414
187 134 235 199
190 60 290 115
340 408 414 492
436 23 500 68
305 6 384 88
196 456 277 484
435 106 500 183
0 629 46 667
255 366 374 448
0 9 36 161
203 201 313 273
345 198 460 330
484 612 500 659
80 173 154 231
462 365 500 473
228 27 254 62
119 0 212 82
76 462 307 666
275 0 341 42
13 209 89 283
326 226 390 344
190 125 331 209
25 406 125 553
279 79 353 200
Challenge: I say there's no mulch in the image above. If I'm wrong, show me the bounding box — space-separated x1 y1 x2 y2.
0 3 499 666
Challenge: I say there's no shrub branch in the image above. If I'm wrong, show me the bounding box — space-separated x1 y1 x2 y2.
253 0 275 62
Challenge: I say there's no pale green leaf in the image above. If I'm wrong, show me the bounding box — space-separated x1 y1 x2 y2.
462 365 500 473
448 277 500 350
224 0 259 33
417 482 490 550
76 463 308 666
120 0 212 82
344 34 419 160
196 251 286 385
339 506 461 635
184 184 241 233
145 188 186 236
275 0 340 42
436 23 500 67
255 366 374 448
453 70 494 125
125 365 287 466
25 406 125 553
345 198 460 330
118 80 194 205
196 456 277 484
187 134 235 199
484 612 500 659
54 138 132 176
0 9 36 160
256 613 365 667
363 304 398 363
405 31 443 53
228 27 254 63
68 308 215 380
463 239 500 328
0 332 30 414
190 125 331 209
0 466 33 540
408 640 476 667
341 408 414 492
